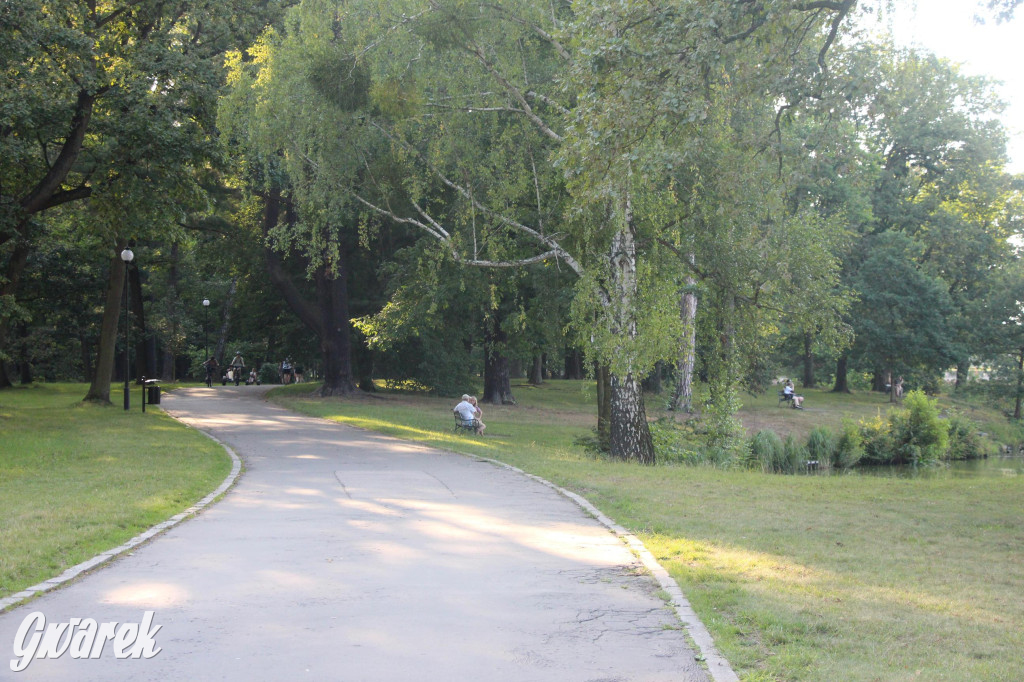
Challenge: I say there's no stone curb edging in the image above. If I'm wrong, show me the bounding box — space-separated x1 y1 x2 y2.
0 417 242 614
473 455 741 682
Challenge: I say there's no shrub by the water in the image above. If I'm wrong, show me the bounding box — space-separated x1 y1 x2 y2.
945 413 994 461
783 433 807 474
806 426 837 468
889 390 948 465
860 412 896 464
834 420 864 469
749 429 785 472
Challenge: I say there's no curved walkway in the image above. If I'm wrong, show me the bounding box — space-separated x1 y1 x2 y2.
0 387 723 681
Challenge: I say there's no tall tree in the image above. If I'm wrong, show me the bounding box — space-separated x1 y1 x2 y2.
848 231 956 391
1 0 288 395
342 0 860 462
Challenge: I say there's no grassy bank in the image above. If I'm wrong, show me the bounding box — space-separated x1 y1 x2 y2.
272 380 1024 682
0 383 231 601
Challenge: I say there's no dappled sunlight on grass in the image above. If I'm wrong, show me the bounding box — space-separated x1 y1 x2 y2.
1 383 231 599
315 412 507 451
650 534 1003 625
267 380 1024 681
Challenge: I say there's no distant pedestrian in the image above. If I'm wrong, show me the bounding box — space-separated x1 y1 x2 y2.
281 357 295 384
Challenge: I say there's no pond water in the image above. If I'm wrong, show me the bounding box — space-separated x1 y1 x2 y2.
840 454 1024 479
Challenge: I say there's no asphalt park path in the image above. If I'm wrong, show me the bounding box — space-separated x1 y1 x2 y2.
1 386 712 681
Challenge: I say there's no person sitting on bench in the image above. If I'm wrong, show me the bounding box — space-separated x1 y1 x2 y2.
469 395 486 436
784 380 804 409
453 394 483 434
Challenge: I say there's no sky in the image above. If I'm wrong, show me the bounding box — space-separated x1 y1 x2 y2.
880 0 1023 172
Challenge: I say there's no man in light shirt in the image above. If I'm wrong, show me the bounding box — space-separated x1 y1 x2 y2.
453 394 482 434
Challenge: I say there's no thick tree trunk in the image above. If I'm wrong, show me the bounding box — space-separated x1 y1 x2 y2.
162 350 175 382
802 332 815 388
610 374 655 464
872 369 890 393
669 270 697 412
604 194 654 463
316 261 357 397
529 355 544 385
832 355 850 393
483 350 515 404
260 187 357 396
355 343 376 392
596 363 611 452
482 305 515 404
83 248 128 403
161 243 180 382
955 358 970 390
564 348 585 380
214 278 237 366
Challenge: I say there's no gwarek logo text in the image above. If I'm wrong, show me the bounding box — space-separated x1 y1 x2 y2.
10 611 162 672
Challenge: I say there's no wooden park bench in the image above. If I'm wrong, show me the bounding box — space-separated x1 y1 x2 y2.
453 412 478 435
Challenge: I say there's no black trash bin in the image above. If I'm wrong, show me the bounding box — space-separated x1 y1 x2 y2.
146 382 161 405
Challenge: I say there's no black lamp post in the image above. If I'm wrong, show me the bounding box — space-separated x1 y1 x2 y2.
202 298 210 361
121 247 134 411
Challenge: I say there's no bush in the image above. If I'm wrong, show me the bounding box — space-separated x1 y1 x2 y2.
749 430 785 473
782 434 807 474
259 363 281 385
859 413 895 465
946 413 995 461
806 427 837 468
834 420 864 470
649 418 702 465
889 390 948 465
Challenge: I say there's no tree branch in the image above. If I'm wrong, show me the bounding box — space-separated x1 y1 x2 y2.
462 41 564 142
477 3 572 61
19 90 95 217
354 193 566 270
369 121 583 274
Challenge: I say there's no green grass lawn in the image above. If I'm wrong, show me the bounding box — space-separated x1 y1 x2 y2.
273 380 1024 682
0 383 231 601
